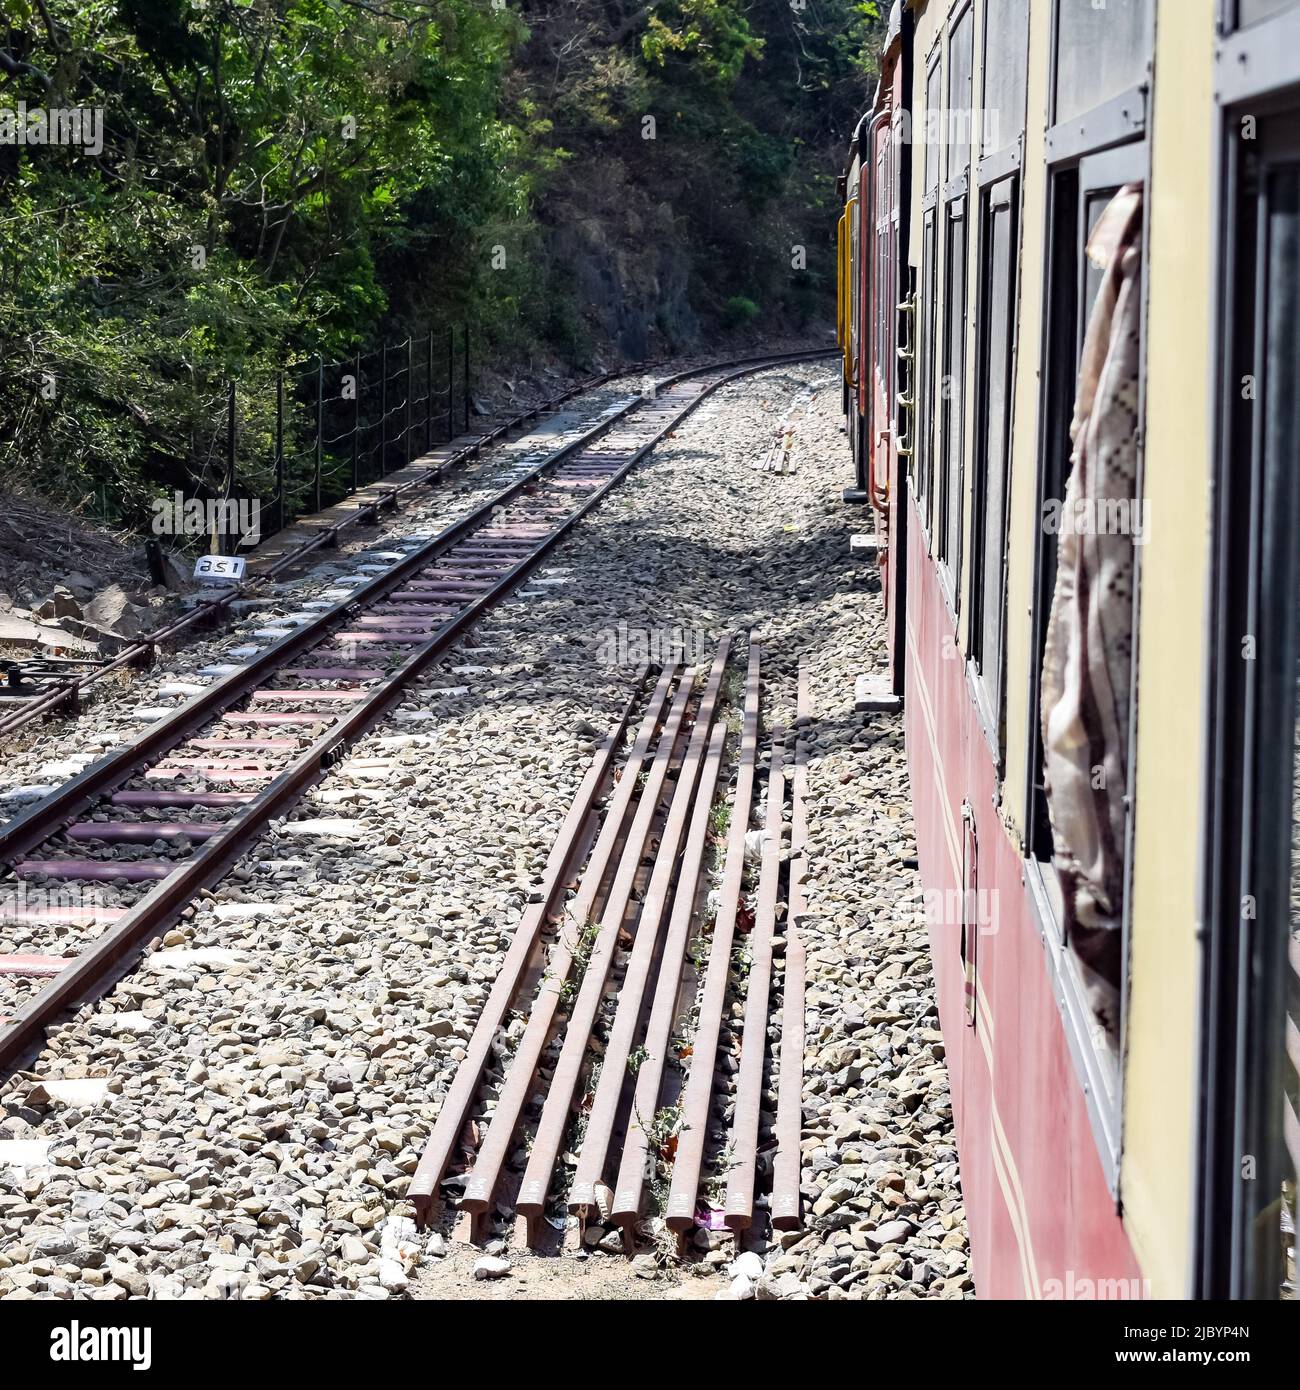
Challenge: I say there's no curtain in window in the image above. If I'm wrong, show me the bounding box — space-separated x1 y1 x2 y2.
1041 184 1144 1032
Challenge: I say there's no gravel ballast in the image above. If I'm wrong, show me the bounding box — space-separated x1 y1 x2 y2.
0 361 970 1302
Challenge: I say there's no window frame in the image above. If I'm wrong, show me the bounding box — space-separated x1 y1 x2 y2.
1021 0 1156 1199
936 1 974 609
967 174 1019 764
967 0 1029 764
1049 0 1155 135
918 202 939 542
916 42 944 547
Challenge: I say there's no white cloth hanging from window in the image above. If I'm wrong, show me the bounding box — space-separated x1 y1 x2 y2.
1041 184 1144 1034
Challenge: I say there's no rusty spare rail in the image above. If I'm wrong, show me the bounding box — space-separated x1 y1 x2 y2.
611 720 728 1227
560 637 732 1215
664 644 762 1230
410 635 813 1245
724 731 786 1231
418 666 681 1226
0 348 830 741
0 353 831 1077
497 671 696 1218
404 667 649 1210
773 658 811 1230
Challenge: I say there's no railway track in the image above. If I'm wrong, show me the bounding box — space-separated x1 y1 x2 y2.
0 349 833 1101
0 362 656 741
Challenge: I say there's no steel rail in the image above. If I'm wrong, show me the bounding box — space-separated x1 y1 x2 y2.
611 720 728 1227
664 643 762 1230
403 667 649 1224
0 347 830 740
455 666 684 1219
772 658 811 1230
0 372 629 739
563 638 732 1214
0 370 705 866
509 674 696 1218
723 732 786 1231
0 352 831 1079
0 349 832 745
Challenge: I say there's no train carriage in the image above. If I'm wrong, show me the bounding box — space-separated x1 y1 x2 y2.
838 0 1298 1300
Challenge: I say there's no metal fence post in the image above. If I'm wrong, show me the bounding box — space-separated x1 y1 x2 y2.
446 327 454 441
380 342 389 476
405 337 413 467
463 322 470 433
275 371 285 534
352 351 361 491
314 357 323 512
426 328 434 452
224 381 236 553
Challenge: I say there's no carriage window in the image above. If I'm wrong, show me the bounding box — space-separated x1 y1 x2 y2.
876 135 890 401
920 209 938 534
937 11 973 594
925 59 942 193
939 198 967 585
1027 135 1146 1056
1053 0 1153 126
969 181 1018 752
1202 117 1300 1301
919 49 942 539
982 0 1028 157
947 7 974 183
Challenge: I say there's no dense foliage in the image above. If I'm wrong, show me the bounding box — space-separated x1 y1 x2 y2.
0 0 882 529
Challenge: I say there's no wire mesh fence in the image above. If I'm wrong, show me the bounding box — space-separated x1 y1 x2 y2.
211 323 473 552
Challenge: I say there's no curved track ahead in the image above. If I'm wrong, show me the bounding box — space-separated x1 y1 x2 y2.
0 349 833 1077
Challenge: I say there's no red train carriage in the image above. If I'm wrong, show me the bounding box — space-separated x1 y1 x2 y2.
838 0 1298 1301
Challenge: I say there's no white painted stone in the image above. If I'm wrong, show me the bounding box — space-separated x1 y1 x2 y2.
199 664 242 678
38 760 88 779
228 645 262 659
158 682 207 698
276 818 364 839
147 947 245 970
132 707 177 721
0 784 58 803
0 1140 51 1169
43 1078 113 1107
101 1011 155 1034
